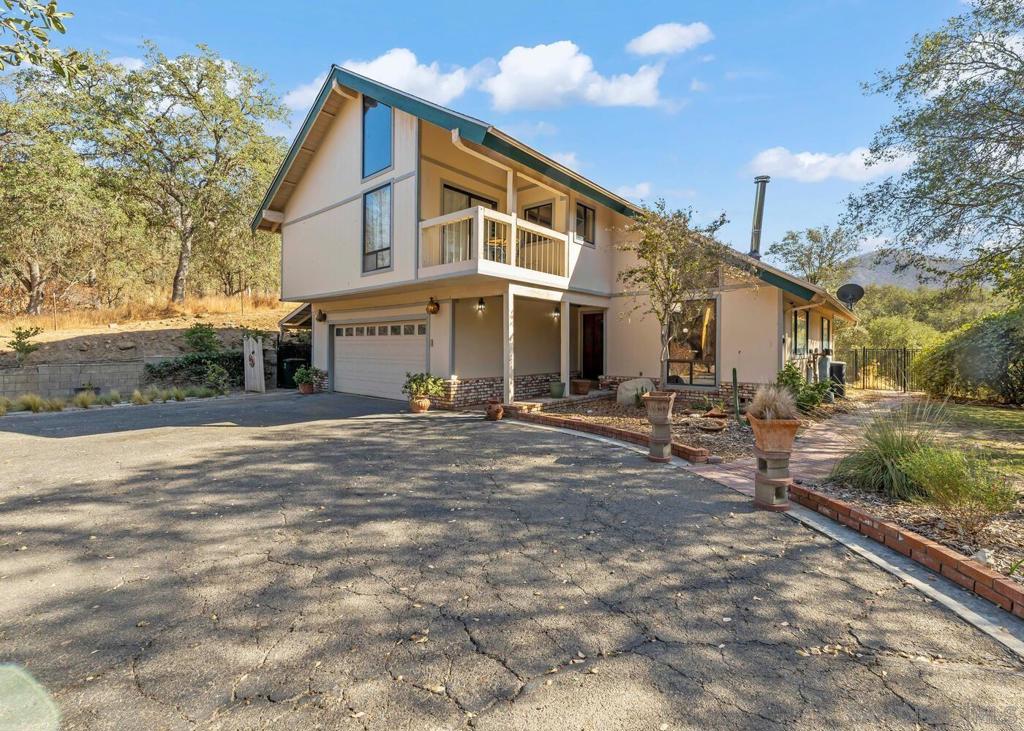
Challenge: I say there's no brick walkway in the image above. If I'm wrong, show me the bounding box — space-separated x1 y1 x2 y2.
686 395 906 494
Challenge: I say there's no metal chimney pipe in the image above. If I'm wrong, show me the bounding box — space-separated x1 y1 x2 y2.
749 175 770 260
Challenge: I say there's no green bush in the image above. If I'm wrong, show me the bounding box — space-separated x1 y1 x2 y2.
900 447 1017 537
293 365 326 388
0 398 7 416
184 386 217 398
916 307 1024 404
171 387 186 401
183 322 220 353
776 362 831 412
204 362 231 395
7 326 43 365
402 372 445 399
830 401 945 500
144 351 244 388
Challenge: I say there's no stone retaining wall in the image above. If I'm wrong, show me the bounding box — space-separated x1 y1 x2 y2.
0 361 147 399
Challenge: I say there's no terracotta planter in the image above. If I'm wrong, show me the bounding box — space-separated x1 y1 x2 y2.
746 413 801 453
409 396 431 413
297 382 314 395
485 399 504 421
549 382 566 398
571 379 592 395
642 390 676 425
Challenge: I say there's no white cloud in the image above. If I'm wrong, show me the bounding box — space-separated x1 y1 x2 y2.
627 22 714 56
749 146 913 183
342 48 476 105
689 78 709 92
551 151 580 168
110 56 145 71
283 48 476 111
481 41 662 111
616 182 652 200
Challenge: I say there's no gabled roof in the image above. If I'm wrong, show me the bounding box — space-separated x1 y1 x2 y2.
253 66 854 322
252 66 639 231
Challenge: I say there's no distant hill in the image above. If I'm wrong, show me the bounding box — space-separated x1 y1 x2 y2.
844 253 960 289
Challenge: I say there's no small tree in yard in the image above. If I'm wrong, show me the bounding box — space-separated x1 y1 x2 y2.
617 200 737 384
7 325 43 365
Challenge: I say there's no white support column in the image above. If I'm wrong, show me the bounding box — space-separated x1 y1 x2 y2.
560 300 571 393
503 287 515 404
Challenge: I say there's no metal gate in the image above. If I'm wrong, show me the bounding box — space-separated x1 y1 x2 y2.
835 348 923 392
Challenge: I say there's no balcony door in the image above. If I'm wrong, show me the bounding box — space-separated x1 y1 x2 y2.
442 185 496 264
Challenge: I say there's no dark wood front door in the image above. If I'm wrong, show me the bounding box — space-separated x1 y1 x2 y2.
581 312 604 380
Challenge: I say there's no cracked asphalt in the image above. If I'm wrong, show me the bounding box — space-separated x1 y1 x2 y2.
1 392 1022 730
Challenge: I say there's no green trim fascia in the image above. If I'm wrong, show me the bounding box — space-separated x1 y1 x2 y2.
754 266 817 300
480 133 636 217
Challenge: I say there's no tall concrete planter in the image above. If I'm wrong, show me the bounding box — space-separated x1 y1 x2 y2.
642 390 676 462
746 413 801 511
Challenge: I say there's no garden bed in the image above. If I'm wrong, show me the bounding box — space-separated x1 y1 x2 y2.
543 394 867 463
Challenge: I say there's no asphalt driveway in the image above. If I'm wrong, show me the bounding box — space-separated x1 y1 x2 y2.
1 393 1022 729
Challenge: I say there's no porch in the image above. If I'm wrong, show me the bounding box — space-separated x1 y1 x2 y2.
438 284 608 407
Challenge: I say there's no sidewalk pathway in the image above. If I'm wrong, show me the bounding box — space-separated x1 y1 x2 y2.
686 395 906 494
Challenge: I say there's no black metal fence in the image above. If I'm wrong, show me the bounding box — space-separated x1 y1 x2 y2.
834 348 924 392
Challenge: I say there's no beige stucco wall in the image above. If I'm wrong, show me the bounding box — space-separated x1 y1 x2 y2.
280 96 418 301
450 294 560 379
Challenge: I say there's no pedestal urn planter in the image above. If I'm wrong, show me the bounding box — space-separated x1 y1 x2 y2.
642 390 677 462
746 410 801 511
746 413 801 454
409 396 431 413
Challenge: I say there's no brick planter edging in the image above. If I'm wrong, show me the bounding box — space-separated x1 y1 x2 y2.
507 409 709 464
788 483 1024 619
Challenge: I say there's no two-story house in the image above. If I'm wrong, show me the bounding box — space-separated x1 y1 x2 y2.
255 67 854 406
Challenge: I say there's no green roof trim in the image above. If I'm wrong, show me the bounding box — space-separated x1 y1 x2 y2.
252 66 636 230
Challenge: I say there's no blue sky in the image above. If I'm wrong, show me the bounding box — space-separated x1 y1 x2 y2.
61 0 961 256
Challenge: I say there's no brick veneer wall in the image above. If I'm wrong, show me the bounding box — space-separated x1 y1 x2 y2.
789 483 1024 619
599 375 763 406
434 372 561 408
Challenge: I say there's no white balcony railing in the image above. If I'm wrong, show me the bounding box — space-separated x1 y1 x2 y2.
419 206 567 278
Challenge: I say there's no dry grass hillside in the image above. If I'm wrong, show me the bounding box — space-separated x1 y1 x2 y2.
0 294 295 367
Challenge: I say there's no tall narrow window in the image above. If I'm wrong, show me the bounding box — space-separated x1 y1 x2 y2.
822 317 831 352
363 185 391 272
575 202 596 245
667 300 717 386
792 310 809 355
362 96 392 178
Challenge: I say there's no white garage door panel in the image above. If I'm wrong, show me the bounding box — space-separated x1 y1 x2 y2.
333 322 425 400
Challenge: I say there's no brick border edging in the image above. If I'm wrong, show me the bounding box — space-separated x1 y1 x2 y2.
788 483 1024 619
506 409 709 463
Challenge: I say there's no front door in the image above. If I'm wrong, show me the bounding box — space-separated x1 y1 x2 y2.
581 312 604 380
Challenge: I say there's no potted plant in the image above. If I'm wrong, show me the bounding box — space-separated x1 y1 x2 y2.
549 380 566 398
570 379 592 396
745 385 801 453
293 365 325 395
402 372 445 413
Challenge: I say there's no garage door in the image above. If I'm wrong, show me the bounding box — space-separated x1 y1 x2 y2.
333 321 427 400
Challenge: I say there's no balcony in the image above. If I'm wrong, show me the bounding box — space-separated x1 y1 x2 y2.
419 206 568 286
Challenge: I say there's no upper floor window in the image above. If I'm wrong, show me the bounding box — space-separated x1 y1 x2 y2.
362 96 392 179
575 202 596 245
363 184 391 272
792 310 809 355
523 202 553 228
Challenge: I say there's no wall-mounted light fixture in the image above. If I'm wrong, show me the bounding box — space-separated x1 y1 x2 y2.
552 305 561 319
315 309 327 322
426 297 440 315
475 297 486 313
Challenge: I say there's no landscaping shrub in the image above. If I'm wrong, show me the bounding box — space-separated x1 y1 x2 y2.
171 387 186 401
43 398 65 412
900 447 1018 538
916 307 1024 404
185 386 217 398
17 393 45 413
402 372 445 399
776 362 832 412
203 362 231 395
183 322 220 353
73 391 97 409
144 351 244 388
131 389 151 405
830 401 946 501
6 326 43 365
0 399 6 417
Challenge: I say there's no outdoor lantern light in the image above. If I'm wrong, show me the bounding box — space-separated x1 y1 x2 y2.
315 309 327 322
425 297 440 315
552 305 560 319
475 297 486 313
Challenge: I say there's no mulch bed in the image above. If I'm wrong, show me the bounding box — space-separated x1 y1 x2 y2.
543 395 866 464
811 479 1024 585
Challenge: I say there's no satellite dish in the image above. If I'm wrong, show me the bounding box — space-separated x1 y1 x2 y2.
836 283 865 310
